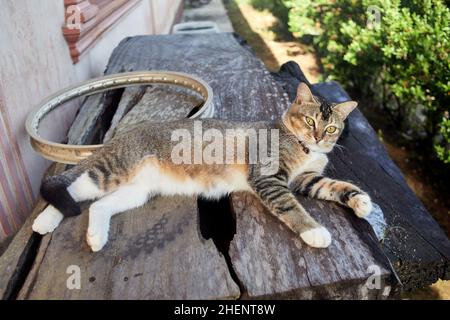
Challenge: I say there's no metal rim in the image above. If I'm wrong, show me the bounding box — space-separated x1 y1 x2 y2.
26 71 214 164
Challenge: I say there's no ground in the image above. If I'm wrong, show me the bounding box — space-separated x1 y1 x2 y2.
224 0 320 81
223 0 450 300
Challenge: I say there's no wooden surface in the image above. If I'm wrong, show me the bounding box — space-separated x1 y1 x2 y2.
18 196 239 299
67 89 124 145
1 33 449 299
230 193 391 299
103 86 146 142
113 85 203 137
0 163 66 300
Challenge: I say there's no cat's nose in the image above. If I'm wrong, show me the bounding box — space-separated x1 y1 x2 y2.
314 133 321 143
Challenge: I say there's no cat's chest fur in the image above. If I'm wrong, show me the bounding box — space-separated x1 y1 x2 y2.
287 151 328 184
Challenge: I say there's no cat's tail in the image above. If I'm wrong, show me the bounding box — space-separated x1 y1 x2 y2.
40 167 82 217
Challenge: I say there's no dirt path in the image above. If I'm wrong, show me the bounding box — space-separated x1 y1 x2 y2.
224 0 320 82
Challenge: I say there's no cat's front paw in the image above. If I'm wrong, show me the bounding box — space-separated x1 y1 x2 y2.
86 227 109 252
32 205 63 235
348 193 372 218
300 227 331 248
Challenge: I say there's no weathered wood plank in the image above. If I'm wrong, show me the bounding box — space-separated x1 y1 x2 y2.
0 204 45 300
104 34 291 122
103 86 146 142
230 192 392 299
68 89 124 145
0 163 66 299
113 85 203 136
18 196 239 299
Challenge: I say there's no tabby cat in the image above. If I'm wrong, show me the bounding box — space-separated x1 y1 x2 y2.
32 82 372 252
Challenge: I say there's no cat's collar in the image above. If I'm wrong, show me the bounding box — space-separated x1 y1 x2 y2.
297 140 310 154
279 121 310 154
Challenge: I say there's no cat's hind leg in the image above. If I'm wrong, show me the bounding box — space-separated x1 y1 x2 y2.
33 171 106 235
32 205 64 234
86 184 150 252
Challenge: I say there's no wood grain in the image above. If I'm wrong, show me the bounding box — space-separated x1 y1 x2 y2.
0 163 66 299
18 196 239 299
113 85 202 136
67 89 123 145
103 86 146 142
230 193 392 299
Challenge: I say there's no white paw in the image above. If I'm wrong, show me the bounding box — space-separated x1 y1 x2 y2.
348 193 372 218
300 227 331 248
32 205 63 235
86 225 109 252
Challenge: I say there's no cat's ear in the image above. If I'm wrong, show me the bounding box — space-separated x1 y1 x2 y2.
333 101 358 119
295 82 316 105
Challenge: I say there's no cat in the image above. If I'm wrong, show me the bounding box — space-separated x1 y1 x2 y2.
32 82 372 252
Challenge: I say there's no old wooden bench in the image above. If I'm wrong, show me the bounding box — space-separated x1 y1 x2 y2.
1 33 449 299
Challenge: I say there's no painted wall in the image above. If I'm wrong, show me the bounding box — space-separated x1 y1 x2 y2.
0 0 182 239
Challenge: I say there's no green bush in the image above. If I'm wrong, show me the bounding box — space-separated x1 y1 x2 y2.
435 115 450 164
281 0 450 163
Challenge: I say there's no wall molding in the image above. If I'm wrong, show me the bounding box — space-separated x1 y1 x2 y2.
62 0 141 63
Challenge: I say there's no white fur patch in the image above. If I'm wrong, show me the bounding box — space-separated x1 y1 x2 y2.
86 210 110 252
300 227 332 248
32 205 63 235
203 171 251 199
288 152 328 185
348 193 372 218
131 163 251 198
86 184 150 252
67 172 105 202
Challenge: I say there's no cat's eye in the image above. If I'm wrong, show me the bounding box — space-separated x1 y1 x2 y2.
305 116 315 127
326 126 337 134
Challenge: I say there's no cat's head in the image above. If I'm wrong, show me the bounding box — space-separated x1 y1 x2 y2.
283 82 357 153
